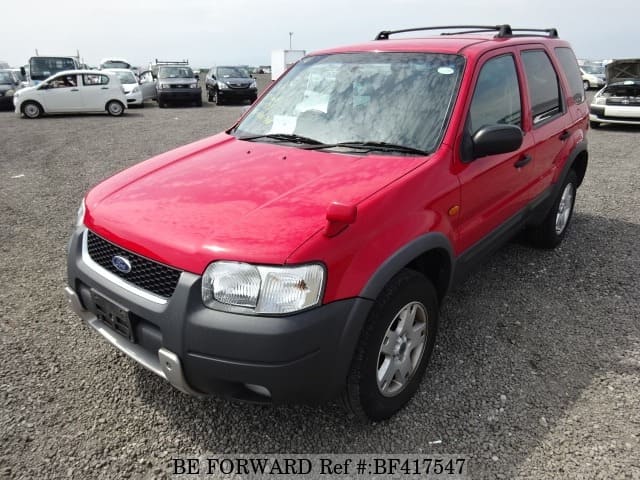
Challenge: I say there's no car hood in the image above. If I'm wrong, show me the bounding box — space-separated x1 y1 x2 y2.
158 78 197 85
606 59 640 83
220 76 253 86
85 133 428 274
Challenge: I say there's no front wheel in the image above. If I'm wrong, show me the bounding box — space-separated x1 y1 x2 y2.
106 100 124 116
583 80 590 91
527 170 578 249
343 269 439 421
590 120 601 129
22 101 42 119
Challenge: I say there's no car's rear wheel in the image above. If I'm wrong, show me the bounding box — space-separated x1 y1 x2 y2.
106 100 124 117
343 269 438 421
22 101 42 119
527 169 577 249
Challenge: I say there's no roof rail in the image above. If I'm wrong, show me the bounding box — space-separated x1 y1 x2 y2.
153 59 189 65
374 24 559 40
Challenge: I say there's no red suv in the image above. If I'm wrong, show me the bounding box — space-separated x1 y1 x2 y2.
66 25 588 420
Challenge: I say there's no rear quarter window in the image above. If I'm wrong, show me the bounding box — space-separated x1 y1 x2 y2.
554 47 585 104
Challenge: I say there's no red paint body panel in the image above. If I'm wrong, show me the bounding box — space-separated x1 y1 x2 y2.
85 133 430 277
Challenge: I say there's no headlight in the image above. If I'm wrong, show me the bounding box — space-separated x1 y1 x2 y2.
250 80 257 89
594 95 607 105
202 261 325 315
158 83 169 89
189 83 198 89
217 81 229 89
132 86 140 93
76 198 86 227
6 89 15 96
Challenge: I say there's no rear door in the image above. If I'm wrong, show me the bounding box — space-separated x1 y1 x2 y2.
80 73 112 111
455 49 537 253
518 48 576 197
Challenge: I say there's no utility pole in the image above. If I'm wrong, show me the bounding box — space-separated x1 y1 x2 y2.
289 32 293 49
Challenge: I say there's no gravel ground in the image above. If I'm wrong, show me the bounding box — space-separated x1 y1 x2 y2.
0 82 638 480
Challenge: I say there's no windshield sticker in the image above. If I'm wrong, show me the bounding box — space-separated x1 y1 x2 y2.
269 115 297 134
438 67 455 75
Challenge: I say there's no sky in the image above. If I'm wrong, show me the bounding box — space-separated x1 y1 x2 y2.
2 0 639 69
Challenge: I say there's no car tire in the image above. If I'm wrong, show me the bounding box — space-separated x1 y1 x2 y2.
343 269 438 421
214 90 223 106
583 80 590 91
158 102 166 109
21 101 43 119
106 100 124 117
590 120 601 129
527 169 578 249
207 91 214 102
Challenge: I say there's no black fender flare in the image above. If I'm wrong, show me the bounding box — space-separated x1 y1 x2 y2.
359 232 455 301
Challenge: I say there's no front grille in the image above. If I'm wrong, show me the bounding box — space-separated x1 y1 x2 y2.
606 98 640 106
86 231 181 298
229 83 250 89
172 84 187 89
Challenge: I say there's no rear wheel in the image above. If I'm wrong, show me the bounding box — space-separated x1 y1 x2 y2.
527 170 577 249
106 100 124 116
22 101 42 119
343 269 438 421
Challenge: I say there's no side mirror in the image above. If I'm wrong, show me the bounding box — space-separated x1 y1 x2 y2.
472 125 523 159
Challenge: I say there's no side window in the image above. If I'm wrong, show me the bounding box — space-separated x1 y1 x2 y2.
469 54 521 135
554 47 585 104
50 74 77 88
82 74 109 86
521 50 563 124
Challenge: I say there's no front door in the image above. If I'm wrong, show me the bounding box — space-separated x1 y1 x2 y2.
40 74 83 112
455 51 537 254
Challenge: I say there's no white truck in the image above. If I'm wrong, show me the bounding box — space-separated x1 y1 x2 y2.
270 50 306 80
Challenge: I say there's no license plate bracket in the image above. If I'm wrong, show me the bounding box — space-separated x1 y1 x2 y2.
91 290 136 342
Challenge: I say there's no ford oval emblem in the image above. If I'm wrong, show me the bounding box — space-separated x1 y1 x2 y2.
112 255 132 273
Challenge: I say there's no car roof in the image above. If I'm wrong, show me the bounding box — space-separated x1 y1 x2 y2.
311 32 570 58
51 69 118 75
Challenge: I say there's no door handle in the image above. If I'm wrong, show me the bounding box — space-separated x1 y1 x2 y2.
559 130 570 141
70 88 79 92
101 87 108 90
514 154 532 168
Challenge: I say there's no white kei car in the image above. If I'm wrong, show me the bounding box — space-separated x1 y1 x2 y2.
13 69 127 118
105 68 156 107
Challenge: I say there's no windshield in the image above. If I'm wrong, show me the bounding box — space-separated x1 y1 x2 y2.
102 61 130 69
29 57 77 81
0 71 13 84
158 66 194 79
234 52 464 154
217 66 250 78
582 65 604 75
114 71 137 84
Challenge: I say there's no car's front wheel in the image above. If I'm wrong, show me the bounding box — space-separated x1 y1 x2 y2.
343 269 438 421
583 80 590 91
22 101 43 119
106 100 124 117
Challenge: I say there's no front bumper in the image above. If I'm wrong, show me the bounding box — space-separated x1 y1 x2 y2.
66 228 372 403
217 87 257 101
125 90 143 105
590 105 640 125
157 87 201 103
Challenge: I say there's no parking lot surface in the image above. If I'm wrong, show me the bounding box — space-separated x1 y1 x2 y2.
1 85 638 479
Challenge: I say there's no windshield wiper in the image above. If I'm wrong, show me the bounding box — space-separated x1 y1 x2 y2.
237 133 324 145
302 141 430 156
